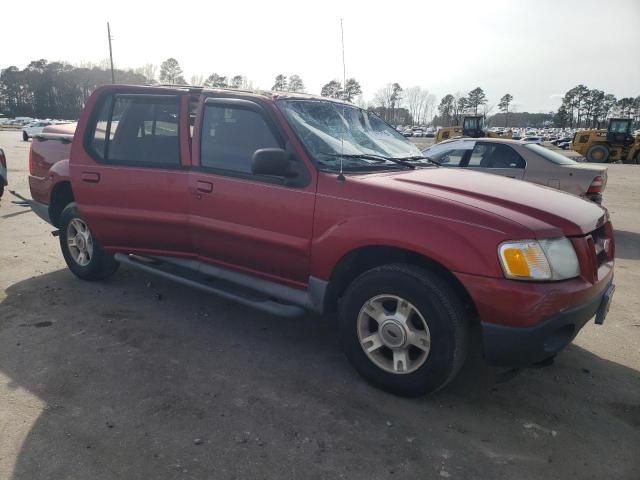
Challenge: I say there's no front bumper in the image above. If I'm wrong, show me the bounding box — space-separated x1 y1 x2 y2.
455 263 614 367
480 281 612 367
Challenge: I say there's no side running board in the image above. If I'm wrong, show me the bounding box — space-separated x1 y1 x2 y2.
114 253 327 318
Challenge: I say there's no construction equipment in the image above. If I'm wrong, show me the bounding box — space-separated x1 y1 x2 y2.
434 115 512 144
571 118 640 163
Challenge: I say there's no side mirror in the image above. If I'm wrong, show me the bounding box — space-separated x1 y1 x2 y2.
251 148 292 177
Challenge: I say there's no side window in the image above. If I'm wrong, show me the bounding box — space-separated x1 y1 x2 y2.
469 143 525 169
200 104 279 173
88 94 180 166
426 141 473 167
435 149 467 166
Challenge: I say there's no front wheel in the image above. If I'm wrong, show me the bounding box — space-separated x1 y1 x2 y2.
59 203 119 281
340 264 469 397
586 144 610 163
22 131 28 141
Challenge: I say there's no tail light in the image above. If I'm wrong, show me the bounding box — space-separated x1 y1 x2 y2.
0 148 6 168
587 176 604 194
28 144 34 175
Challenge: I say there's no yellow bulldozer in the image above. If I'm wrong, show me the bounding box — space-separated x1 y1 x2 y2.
571 118 640 163
434 115 513 144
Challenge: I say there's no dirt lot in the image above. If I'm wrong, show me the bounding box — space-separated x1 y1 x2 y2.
0 130 639 480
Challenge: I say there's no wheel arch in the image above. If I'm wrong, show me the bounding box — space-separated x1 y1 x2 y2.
49 181 75 227
323 245 477 318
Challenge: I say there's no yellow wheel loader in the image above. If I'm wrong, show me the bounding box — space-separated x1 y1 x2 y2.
434 115 513 144
571 118 640 164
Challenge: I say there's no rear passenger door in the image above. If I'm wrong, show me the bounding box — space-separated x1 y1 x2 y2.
72 92 193 255
465 142 525 179
189 97 315 284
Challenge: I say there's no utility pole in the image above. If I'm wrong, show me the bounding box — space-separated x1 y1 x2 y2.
107 22 115 84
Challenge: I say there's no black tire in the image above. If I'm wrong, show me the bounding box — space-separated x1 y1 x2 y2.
586 144 610 163
635 152 640 165
340 264 469 397
59 203 119 281
22 131 28 141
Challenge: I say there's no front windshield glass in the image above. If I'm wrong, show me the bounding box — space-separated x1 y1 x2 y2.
277 99 424 171
609 120 630 134
464 117 481 130
524 143 577 165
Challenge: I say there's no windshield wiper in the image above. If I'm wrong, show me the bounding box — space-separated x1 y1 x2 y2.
392 155 441 166
319 152 416 169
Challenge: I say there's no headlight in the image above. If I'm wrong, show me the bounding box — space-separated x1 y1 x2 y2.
498 237 580 281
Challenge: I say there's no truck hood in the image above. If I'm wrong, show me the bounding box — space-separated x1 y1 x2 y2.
353 168 607 237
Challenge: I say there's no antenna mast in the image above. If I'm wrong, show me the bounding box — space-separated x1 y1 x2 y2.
338 18 346 182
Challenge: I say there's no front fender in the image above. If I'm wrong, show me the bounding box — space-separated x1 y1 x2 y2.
310 212 506 280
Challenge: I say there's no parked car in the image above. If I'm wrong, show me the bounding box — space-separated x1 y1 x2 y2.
422 138 607 203
521 135 544 144
0 148 6 198
26 84 615 397
22 121 53 141
412 128 424 137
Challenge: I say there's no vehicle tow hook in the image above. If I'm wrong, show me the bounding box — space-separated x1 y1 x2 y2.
51 230 60 237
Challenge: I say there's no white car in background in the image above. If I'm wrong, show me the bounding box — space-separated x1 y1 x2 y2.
521 135 544 144
22 121 53 141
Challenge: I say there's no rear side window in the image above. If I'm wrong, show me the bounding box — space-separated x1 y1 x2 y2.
200 105 279 173
88 94 180 166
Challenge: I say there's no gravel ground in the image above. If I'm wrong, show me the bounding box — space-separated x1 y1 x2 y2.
0 130 639 480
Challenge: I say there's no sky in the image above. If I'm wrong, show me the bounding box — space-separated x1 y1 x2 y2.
1 0 639 113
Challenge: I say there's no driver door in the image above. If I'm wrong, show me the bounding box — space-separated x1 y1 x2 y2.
189 97 316 284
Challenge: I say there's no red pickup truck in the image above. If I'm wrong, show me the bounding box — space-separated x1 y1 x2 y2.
28 85 615 396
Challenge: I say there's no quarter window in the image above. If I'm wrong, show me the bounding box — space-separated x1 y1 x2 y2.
200 105 279 173
89 94 180 166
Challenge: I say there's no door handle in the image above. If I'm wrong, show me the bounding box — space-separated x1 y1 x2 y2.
81 172 100 183
196 180 213 193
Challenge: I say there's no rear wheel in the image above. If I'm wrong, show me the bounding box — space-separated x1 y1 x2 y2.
22 131 28 141
59 203 119 281
340 264 469 397
586 144 610 163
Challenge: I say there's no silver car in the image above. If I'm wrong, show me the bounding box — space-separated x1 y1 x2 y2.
422 138 607 203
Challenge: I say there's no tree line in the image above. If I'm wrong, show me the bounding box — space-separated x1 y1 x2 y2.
553 85 640 129
3 57 639 130
0 59 147 119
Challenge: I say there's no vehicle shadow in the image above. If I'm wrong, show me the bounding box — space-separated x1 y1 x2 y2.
613 229 640 260
1 268 639 480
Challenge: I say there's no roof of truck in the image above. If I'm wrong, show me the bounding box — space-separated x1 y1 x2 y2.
110 83 351 105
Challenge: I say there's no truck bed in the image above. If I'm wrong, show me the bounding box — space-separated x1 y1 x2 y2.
29 123 76 204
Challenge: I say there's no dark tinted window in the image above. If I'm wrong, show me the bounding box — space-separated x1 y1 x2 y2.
200 105 279 173
89 95 180 166
469 143 525 169
609 120 631 134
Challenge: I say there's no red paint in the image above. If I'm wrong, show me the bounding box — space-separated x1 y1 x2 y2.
29 84 614 330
